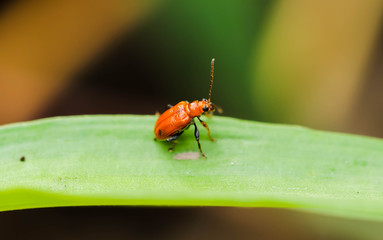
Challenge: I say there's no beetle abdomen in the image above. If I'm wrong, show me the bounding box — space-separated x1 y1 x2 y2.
154 102 191 140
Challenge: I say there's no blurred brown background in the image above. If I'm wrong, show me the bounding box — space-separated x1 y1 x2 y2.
0 0 383 239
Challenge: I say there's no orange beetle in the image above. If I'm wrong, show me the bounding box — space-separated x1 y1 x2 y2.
154 58 221 158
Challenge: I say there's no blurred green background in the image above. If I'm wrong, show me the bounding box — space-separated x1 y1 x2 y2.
0 0 383 239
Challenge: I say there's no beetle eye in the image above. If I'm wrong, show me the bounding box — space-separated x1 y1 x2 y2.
202 106 209 112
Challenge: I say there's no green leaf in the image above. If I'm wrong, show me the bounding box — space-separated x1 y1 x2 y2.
0 115 382 221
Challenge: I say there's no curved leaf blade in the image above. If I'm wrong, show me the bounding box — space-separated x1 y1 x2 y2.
0 115 382 220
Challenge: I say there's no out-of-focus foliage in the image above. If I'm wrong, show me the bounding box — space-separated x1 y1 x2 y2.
135 0 273 119
252 1 383 130
0 0 158 124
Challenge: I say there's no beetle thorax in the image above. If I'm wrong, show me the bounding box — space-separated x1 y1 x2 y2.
187 100 205 118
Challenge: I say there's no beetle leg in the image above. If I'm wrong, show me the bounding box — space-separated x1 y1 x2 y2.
166 131 184 152
167 104 173 108
192 120 207 158
168 141 178 152
166 131 183 142
204 111 214 118
197 117 216 142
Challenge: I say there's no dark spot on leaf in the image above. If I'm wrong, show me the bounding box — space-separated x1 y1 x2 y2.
20 156 25 162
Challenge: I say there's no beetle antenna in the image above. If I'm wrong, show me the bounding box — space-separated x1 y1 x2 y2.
208 58 215 102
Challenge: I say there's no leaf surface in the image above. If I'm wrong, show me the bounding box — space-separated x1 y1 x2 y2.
0 115 382 220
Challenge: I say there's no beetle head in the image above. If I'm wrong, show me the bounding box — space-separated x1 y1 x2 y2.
200 99 221 113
